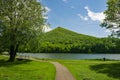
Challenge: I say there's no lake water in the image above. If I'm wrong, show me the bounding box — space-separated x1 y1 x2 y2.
18 53 120 60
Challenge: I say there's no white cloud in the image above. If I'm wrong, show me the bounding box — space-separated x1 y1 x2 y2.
43 25 52 32
44 6 51 13
84 6 105 22
43 6 51 19
77 14 89 21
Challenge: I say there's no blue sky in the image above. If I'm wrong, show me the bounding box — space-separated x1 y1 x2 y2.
40 0 110 37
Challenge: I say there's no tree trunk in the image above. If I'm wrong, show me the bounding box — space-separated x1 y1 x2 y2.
8 44 19 62
8 51 16 62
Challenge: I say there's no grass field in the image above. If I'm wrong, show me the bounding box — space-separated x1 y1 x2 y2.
58 59 120 80
0 55 55 80
1 55 120 80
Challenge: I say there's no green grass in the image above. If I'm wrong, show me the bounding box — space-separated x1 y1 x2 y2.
1 54 120 80
58 59 120 80
0 55 55 80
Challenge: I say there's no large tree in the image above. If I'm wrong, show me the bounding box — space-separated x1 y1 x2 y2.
101 0 120 37
0 0 45 61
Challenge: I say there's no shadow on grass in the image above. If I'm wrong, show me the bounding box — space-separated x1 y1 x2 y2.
90 62 120 79
0 59 32 67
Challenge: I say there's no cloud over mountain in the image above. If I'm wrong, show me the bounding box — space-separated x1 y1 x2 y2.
84 6 105 22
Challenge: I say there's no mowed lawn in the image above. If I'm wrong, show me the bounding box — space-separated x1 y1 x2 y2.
59 59 120 80
0 55 55 80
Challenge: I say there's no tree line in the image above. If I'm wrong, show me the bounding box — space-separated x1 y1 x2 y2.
18 28 120 53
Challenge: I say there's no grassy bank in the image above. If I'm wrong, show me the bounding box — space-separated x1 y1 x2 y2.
58 59 120 80
0 55 55 80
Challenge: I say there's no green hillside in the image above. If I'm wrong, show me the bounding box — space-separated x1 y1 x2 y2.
41 27 98 43
20 27 120 53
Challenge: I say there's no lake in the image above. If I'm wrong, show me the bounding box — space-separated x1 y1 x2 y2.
18 53 120 60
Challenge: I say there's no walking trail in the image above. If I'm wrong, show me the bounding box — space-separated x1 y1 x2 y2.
51 62 76 80
30 58 75 80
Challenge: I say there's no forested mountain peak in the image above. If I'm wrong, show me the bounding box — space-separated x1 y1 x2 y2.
46 27 96 39
49 27 79 35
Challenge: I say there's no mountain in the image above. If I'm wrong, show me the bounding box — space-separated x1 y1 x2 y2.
41 27 98 43
38 27 102 53
20 27 120 53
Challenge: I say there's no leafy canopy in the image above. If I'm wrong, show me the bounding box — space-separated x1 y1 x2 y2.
101 0 120 37
0 0 45 49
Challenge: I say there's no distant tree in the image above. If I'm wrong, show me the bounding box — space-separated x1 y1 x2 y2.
0 0 45 61
101 0 120 37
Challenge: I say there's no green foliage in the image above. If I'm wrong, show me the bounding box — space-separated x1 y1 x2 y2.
101 0 120 37
21 27 120 53
0 0 44 48
0 0 45 61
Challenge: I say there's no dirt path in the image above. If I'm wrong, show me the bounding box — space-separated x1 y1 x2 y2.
29 58 75 80
51 62 76 80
